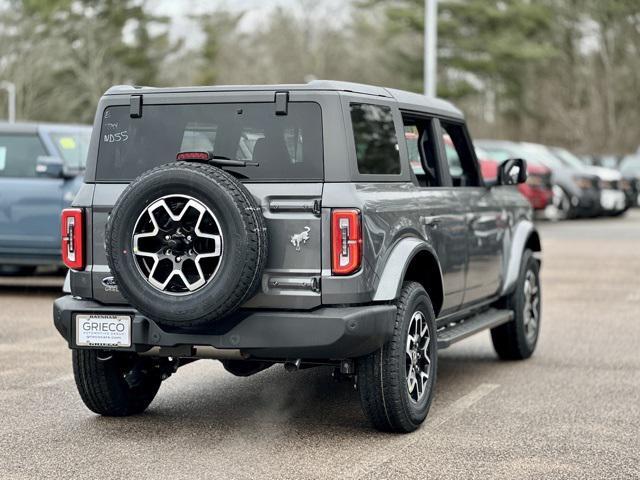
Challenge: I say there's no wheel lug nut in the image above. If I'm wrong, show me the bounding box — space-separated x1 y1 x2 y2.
187 235 192 241
176 257 181 262
165 235 170 240
166 249 171 255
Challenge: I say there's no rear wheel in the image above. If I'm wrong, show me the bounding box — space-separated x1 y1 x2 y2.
72 350 162 416
357 282 437 433
491 249 541 360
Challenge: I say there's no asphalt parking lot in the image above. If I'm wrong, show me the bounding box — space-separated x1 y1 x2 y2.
1 211 639 480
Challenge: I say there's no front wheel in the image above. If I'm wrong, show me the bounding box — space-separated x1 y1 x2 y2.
357 282 438 433
491 249 541 360
72 350 162 416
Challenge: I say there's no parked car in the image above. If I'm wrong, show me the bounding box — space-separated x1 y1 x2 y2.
54 80 542 433
0 122 91 274
550 147 626 216
476 145 553 211
476 140 600 220
620 155 640 208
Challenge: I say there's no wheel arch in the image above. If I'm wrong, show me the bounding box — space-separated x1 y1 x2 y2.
500 220 542 296
372 238 444 316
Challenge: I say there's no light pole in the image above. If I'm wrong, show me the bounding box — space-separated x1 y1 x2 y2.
0 81 16 123
424 0 438 97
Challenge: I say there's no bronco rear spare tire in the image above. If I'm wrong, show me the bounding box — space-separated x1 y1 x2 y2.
106 162 267 330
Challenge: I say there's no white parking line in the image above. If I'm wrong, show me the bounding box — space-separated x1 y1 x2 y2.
346 383 500 480
425 382 500 429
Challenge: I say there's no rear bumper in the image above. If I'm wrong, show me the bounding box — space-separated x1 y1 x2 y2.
53 295 396 360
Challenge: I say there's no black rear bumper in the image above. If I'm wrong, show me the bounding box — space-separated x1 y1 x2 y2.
53 295 396 360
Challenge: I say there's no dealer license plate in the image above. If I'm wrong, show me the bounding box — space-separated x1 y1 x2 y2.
76 314 132 347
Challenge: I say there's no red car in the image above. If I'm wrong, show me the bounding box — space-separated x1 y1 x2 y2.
476 147 553 210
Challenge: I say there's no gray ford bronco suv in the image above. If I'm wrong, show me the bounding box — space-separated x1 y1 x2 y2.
54 80 541 433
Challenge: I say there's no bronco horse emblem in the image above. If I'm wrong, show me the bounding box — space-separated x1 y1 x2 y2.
290 226 311 251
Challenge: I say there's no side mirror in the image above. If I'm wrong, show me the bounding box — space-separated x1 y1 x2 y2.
498 158 527 186
36 156 64 178
35 156 80 179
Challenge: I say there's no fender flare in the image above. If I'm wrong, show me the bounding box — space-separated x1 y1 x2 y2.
372 237 444 312
500 220 541 296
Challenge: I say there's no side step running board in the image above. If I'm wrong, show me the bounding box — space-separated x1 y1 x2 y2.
437 308 514 349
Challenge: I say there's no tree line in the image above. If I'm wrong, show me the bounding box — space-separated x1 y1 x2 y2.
1 0 638 155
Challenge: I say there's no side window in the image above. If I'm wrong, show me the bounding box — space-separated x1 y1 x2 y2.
403 116 441 187
441 122 481 187
350 103 401 175
0 134 47 178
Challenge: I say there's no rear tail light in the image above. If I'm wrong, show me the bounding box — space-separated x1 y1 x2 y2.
61 208 84 270
331 209 362 275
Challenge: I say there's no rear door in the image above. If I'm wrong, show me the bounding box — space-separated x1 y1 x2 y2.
89 92 324 308
0 130 63 258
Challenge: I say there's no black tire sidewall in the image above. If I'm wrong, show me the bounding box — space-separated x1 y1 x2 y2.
511 250 541 355
107 165 257 328
395 284 438 427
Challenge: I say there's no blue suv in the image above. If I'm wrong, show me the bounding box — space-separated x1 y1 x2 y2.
0 122 91 274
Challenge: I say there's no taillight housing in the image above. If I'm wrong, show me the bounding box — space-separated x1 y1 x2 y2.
61 208 84 270
331 209 362 275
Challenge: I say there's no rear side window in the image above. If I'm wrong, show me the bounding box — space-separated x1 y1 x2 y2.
0 134 47 178
96 102 323 181
350 103 400 175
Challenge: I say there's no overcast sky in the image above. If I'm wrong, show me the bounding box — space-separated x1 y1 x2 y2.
150 0 350 47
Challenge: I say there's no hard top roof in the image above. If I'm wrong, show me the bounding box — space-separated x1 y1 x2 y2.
104 80 463 118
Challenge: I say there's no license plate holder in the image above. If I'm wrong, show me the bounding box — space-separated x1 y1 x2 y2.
75 314 132 348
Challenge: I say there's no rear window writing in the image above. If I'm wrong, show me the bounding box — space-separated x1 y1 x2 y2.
96 102 323 181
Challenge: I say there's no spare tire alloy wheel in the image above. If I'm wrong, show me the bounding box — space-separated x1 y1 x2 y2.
106 162 267 330
132 194 223 295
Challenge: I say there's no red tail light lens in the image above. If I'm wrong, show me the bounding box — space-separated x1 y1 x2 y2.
61 208 84 270
331 209 362 275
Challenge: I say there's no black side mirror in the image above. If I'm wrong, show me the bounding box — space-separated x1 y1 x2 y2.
36 156 64 178
498 158 527 186
36 155 80 179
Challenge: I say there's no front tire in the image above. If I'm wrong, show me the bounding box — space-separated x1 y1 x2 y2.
357 282 437 433
72 350 162 416
491 249 541 360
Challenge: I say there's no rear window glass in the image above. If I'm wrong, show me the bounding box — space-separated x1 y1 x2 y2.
96 102 323 181
350 103 401 175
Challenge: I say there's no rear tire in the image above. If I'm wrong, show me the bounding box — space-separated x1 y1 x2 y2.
357 282 437 433
72 350 162 416
491 249 541 360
